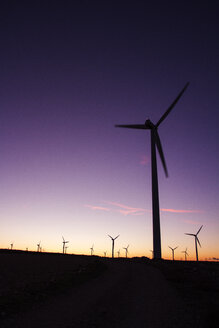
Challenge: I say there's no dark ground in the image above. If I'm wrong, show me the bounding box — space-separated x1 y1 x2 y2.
0 250 218 327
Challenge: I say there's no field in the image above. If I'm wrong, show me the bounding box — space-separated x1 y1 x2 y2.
0 249 218 327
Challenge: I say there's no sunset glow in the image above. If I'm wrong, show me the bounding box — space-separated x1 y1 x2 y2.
0 1 218 262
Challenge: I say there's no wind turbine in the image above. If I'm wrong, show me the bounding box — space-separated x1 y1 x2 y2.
185 225 203 261
65 245 68 254
117 249 120 257
115 83 189 259
104 251 107 257
168 246 178 261
62 236 69 254
123 245 129 258
108 234 120 258
90 244 94 256
37 241 41 252
10 242 14 250
182 248 189 261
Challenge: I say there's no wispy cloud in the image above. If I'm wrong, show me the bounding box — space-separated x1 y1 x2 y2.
85 201 202 217
84 205 110 211
105 201 149 216
161 208 203 214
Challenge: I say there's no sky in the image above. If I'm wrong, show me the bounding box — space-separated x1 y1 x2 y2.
0 1 218 260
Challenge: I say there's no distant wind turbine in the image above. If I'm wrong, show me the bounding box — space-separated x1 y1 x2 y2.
182 248 189 261
37 241 41 252
117 249 120 258
185 225 203 261
62 236 69 254
10 242 14 250
104 251 107 257
123 245 129 258
108 234 120 258
168 246 178 261
65 245 68 254
115 83 189 259
90 244 94 256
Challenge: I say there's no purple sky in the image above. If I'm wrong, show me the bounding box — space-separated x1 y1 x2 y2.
0 1 218 259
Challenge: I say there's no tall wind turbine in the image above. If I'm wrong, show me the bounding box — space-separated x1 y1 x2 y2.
185 225 203 261
168 246 178 261
90 244 94 256
115 83 189 259
62 236 69 254
123 245 129 258
182 248 189 261
108 234 120 258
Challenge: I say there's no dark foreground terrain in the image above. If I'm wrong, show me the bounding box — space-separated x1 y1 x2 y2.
0 250 218 328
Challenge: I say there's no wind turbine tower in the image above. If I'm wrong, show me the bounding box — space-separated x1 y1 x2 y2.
62 236 69 254
185 225 203 261
123 245 129 258
37 241 41 252
117 250 120 258
90 244 94 256
10 242 14 250
168 246 178 261
115 83 189 259
182 248 189 261
108 234 120 258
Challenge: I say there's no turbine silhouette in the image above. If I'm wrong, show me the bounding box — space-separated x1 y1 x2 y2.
117 249 120 258
37 241 41 252
123 245 129 258
10 242 14 250
62 236 69 254
65 245 68 254
115 83 189 259
168 246 178 261
182 248 189 261
90 244 94 256
185 225 203 261
108 234 120 258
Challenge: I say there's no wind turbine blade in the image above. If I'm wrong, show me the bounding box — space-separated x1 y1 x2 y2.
196 237 201 248
185 233 195 236
115 124 150 129
168 246 173 250
115 234 120 240
108 235 113 239
196 225 203 235
154 130 168 177
174 246 178 250
62 236 65 241
156 82 189 128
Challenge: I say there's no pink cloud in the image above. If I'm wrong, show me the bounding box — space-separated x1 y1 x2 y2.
140 155 150 166
105 201 149 216
161 208 203 214
85 201 203 217
84 205 110 211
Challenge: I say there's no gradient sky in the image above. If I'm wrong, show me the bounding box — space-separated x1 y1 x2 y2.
0 1 218 260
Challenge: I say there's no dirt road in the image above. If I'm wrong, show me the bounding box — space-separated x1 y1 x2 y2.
3 260 194 328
